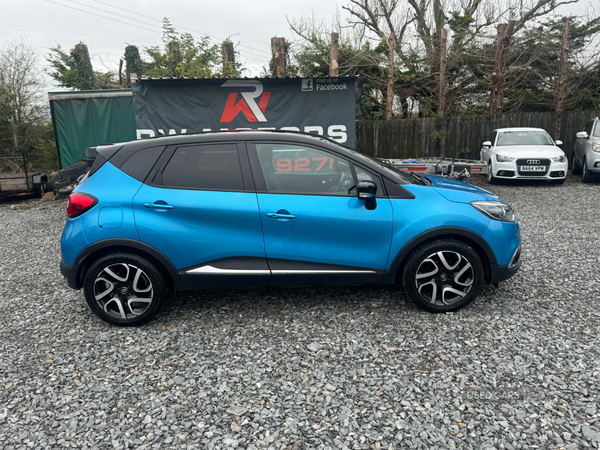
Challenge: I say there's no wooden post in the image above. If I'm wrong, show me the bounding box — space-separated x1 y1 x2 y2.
271 37 286 77
118 59 123 86
386 32 395 121
330 32 339 77
489 20 515 114
556 21 570 112
438 28 447 118
222 42 230 74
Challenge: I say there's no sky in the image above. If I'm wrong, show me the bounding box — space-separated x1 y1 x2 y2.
2 0 598 92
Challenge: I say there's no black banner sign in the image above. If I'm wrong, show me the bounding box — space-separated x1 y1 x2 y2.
131 77 361 148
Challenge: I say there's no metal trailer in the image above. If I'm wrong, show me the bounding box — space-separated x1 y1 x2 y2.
379 157 488 176
0 157 47 198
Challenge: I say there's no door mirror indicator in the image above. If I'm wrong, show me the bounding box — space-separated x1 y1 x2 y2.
357 181 377 210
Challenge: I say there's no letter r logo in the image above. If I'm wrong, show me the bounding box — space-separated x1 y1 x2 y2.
220 80 271 123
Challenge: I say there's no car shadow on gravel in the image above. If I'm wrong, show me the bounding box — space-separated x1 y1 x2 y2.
159 284 420 321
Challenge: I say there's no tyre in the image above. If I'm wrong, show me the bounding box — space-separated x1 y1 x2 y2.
486 161 497 184
60 162 89 182
83 252 171 326
46 173 64 191
572 155 582 175
582 158 594 183
402 239 484 313
53 179 71 191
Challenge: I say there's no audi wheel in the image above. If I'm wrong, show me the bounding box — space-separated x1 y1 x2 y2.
83 252 171 326
402 239 484 312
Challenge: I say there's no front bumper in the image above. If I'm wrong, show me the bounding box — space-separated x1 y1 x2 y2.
492 160 567 180
585 154 600 173
489 244 521 283
60 258 80 290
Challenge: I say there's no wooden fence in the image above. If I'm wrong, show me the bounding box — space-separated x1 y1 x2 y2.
356 109 600 165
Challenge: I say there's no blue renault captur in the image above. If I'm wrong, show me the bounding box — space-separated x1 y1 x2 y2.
60 131 521 326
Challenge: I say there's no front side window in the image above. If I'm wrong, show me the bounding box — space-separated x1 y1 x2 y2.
584 121 594 136
496 131 554 146
161 143 244 190
255 143 354 195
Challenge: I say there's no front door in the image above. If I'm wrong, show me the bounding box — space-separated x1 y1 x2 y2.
248 142 394 287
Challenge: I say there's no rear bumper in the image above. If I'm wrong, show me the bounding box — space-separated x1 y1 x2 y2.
60 258 80 290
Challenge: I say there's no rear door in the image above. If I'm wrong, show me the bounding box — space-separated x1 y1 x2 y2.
132 141 269 290
248 141 393 287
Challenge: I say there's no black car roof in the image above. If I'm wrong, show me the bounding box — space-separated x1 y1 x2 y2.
96 130 410 187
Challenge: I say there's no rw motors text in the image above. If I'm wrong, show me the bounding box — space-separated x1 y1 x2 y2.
136 125 349 143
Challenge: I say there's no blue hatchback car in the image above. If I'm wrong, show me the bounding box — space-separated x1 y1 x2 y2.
60 131 521 326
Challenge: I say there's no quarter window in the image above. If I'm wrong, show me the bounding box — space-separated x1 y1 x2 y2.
255 144 354 195
161 144 244 190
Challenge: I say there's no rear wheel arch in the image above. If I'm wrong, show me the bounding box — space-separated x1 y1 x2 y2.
73 239 182 291
384 228 495 285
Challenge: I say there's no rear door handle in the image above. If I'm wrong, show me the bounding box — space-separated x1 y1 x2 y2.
267 212 296 219
143 202 174 210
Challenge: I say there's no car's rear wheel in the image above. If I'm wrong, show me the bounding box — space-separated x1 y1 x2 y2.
83 252 170 326
402 239 484 313
487 161 497 184
582 158 594 183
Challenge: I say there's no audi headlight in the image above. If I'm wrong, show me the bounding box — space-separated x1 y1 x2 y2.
496 154 514 162
593 142 600 153
471 201 515 222
551 155 567 162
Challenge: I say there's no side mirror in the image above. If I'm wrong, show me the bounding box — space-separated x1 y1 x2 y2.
357 180 377 210
482 141 492 148
576 131 588 139
555 140 563 146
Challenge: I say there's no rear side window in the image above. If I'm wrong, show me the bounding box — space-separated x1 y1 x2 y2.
120 146 164 182
161 144 244 191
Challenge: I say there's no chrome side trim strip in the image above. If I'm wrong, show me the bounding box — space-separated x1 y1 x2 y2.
272 270 376 274
186 266 270 275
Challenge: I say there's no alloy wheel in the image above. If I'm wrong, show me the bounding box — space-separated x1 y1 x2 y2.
414 250 474 306
93 263 154 320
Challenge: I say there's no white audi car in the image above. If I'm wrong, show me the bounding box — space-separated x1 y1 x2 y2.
480 128 568 184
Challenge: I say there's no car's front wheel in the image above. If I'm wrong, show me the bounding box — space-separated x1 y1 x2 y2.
83 252 171 326
402 239 484 313
582 158 594 183
487 161 497 184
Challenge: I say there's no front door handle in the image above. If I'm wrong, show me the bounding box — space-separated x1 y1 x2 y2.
267 212 296 219
143 202 174 210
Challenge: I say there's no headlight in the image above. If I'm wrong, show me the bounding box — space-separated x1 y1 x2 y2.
551 155 566 162
496 154 514 162
593 143 600 153
471 201 515 222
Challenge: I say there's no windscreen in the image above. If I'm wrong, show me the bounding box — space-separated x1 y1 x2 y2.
496 131 554 146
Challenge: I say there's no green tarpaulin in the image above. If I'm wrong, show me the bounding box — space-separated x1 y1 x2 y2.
49 90 136 169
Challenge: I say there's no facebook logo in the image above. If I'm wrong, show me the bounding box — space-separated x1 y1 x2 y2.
302 79 313 91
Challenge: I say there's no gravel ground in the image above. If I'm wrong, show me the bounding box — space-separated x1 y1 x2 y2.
1 173 599 449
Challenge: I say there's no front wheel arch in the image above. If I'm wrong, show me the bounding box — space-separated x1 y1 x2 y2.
383 228 495 285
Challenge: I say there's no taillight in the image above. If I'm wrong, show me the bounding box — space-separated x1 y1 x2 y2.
67 193 98 218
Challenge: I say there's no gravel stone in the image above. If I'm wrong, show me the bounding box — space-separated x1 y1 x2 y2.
1 173 600 449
